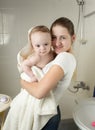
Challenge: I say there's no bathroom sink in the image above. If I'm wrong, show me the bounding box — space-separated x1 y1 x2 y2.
73 97 95 130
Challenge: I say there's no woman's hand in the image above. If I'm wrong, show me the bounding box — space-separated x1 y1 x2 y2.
20 79 44 99
20 79 35 89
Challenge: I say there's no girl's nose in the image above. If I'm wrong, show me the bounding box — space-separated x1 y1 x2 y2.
40 45 45 50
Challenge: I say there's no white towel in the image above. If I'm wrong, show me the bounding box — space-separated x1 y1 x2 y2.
3 51 57 130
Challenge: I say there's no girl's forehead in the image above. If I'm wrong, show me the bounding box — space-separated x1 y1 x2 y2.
31 32 50 37
31 32 51 44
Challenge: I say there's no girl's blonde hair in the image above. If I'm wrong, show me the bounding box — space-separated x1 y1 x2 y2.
20 25 51 59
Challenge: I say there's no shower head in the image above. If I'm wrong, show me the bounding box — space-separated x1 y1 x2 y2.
76 0 85 5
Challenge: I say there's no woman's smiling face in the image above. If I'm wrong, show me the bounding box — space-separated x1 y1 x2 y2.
51 25 75 54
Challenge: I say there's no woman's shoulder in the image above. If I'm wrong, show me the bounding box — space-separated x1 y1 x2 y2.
57 52 74 56
55 52 76 61
53 52 76 69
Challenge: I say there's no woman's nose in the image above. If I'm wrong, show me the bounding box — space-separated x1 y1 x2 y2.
56 38 61 46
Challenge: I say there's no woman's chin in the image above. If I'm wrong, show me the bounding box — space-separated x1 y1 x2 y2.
55 49 63 54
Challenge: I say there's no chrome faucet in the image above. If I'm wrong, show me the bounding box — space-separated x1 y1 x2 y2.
73 81 90 90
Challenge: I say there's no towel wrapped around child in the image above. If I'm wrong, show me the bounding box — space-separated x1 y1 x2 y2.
3 53 57 130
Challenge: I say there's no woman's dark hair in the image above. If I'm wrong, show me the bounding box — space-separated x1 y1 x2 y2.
50 17 75 36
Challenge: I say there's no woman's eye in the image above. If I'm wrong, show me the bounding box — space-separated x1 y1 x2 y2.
52 36 56 41
61 36 65 40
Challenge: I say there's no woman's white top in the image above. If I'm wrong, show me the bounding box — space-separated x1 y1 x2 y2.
43 52 76 104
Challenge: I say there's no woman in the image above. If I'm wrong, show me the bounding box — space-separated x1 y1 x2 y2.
21 17 76 130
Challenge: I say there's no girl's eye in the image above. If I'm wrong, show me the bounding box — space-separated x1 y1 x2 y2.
36 45 40 47
44 43 48 46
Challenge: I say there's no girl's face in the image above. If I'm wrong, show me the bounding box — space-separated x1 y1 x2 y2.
51 25 75 54
31 32 51 56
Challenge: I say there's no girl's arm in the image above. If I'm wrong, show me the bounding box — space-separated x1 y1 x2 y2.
21 54 40 78
21 65 64 99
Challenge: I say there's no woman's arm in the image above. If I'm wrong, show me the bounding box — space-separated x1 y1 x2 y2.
21 65 64 99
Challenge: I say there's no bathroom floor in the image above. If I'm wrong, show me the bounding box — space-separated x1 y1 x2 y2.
58 118 79 130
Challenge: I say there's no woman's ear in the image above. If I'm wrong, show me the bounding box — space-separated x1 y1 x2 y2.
72 34 76 42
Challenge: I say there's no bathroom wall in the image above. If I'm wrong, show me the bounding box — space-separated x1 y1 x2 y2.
0 0 95 119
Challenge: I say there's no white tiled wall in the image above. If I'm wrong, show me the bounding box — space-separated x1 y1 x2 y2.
0 0 95 119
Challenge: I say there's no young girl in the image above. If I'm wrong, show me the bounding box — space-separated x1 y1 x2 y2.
3 25 57 130
18 25 55 82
